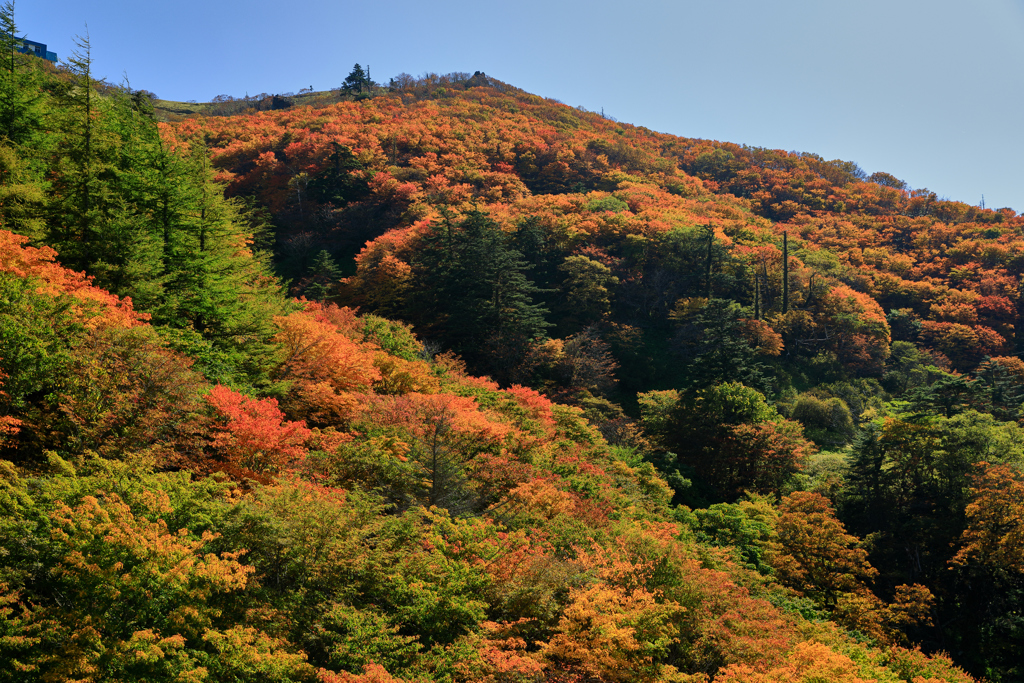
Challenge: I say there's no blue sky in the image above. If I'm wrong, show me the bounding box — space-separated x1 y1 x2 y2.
20 0 1024 212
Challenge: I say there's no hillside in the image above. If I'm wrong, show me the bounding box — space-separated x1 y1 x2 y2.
0 38 1021 683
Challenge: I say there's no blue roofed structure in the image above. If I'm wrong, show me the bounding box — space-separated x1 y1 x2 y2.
15 37 56 62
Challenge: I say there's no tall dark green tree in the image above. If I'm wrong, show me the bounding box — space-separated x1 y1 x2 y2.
0 1 42 146
28 39 290 388
341 63 371 94
411 210 550 371
90 83 168 309
46 28 117 271
675 298 767 392
151 135 291 388
304 249 341 301
307 142 369 206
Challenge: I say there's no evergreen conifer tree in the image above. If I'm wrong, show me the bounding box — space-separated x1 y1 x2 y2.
151 135 290 387
342 63 369 94
679 298 767 392
412 210 550 367
304 249 340 301
0 1 42 146
46 28 116 270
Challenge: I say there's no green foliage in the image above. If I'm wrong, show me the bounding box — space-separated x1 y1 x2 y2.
0 455 316 683
790 393 855 447
360 315 422 361
317 603 421 673
907 372 991 418
0 142 45 240
308 436 422 509
411 210 550 372
674 298 768 392
882 340 933 395
341 63 373 95
0 274 80 412
557 255 619 330
302 249 341 301
640 382 812 503
585 194 629 213
691 493 778 573
307 143 370 206
692 148 738 181
845 412 1024 594
0 2 44 147
0 46 290 391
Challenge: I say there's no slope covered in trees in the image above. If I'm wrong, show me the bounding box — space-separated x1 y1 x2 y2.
0 27 1021 681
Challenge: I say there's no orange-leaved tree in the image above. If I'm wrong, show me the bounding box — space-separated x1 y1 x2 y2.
768 491 877 609
273 305 381 426
951 462 1024 573
205 384 312 477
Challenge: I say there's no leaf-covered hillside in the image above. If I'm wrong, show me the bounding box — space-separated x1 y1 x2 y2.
155 68 1024 680
0 21 1021 682
0 225 977 683
173 70 1023 381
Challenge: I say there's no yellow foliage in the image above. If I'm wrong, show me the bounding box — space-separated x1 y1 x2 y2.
714 641 872 683
543 582 681 682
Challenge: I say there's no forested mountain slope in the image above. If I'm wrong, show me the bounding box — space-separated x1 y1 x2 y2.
0 27 1020 682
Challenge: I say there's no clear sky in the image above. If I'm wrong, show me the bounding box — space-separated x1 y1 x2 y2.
20 0 1024 212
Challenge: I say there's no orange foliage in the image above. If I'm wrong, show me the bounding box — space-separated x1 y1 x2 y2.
343 224 423 315
769 492 877 608
505 478 580 521
951 463 1024 572
473 620 546 683
168 84 1024 360
366 392 512 444
274 307 380 425
372 353 439 395
989 355 1024 381
503 384 557 430
318 663 409 683
714 642 870 683
543 582 681 682
305 300 363 337
205 384 312 476
0 229 144 329
741 319 784 356
920 321 1007 370
54 329 208 460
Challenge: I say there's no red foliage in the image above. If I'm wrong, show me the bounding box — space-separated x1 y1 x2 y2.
205 385 312 476
0 229 145 328
920 321 1007 370
504 384 557 431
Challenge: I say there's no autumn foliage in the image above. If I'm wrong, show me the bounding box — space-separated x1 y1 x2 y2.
0 52 1016 683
